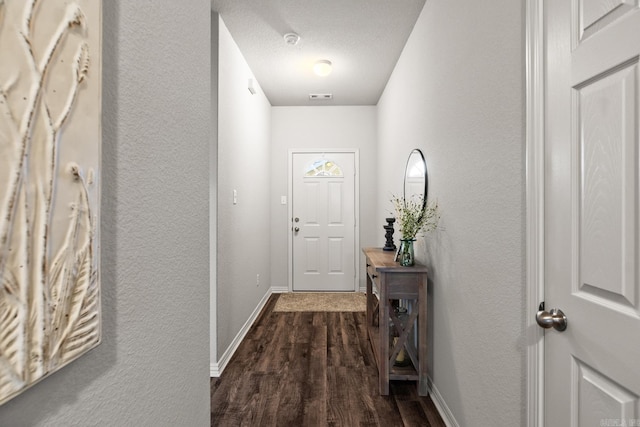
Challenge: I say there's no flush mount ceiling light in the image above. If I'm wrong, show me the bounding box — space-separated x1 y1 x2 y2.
313 59 332 77
283 32 300 46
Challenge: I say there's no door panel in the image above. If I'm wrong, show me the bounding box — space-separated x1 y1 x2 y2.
545 0 640 425
292 152 355 291
579 0 637 41
328 182 344 223
573 359 639 424
577 61 638 310
328 238 344 272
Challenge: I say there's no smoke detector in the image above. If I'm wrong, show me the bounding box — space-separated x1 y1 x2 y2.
283 32 300 46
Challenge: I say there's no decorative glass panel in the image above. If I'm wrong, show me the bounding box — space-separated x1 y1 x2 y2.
304 159 344 177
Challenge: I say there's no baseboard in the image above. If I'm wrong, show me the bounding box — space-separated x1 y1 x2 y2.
428 377 459 427
209 362 221 377
271 285 288 293
210 287 274 377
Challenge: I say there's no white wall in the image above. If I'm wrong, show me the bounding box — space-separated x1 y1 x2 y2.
270 106 377 291
0 1 211 425
216 18 273 360
210 12 219 376
377 1 526 426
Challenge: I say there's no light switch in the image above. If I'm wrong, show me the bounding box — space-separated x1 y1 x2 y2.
281 196 287 205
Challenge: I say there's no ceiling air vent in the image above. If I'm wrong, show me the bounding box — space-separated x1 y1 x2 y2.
309 93 333 100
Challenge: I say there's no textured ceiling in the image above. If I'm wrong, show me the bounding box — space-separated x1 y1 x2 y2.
212 0 426 106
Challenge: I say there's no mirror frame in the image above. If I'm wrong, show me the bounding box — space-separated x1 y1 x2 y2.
403 148 429 221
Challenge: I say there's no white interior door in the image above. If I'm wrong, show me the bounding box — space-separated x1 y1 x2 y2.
544 1 640 425
291 152 356 292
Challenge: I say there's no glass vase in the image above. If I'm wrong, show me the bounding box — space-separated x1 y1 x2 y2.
399 239 415 266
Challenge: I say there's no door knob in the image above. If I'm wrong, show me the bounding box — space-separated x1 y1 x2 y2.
536 303 567 331
294 227 300 232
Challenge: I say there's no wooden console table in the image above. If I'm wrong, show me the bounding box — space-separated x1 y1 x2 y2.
362 247 429 396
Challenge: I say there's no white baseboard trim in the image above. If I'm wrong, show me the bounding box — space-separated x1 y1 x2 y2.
428 377 459 427
209 287 275 377
209 362 221 377
271 285 288 293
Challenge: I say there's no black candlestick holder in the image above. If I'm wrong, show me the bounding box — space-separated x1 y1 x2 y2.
383 218 396 251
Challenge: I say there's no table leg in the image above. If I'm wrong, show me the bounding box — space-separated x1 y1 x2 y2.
418 279 428 396
379 274 389 395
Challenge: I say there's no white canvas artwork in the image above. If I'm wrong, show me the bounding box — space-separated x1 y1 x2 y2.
0 0 101 405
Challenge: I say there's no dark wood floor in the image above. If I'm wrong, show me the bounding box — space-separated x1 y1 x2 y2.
211 294 446 427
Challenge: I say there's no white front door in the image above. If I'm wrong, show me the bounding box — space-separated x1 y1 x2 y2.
544 1 640 424
291 152 356 292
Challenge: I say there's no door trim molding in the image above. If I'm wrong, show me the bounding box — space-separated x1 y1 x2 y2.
287 149 360 293
526 0 545 425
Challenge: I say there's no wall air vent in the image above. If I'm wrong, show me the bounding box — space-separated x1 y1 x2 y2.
309 93 333 100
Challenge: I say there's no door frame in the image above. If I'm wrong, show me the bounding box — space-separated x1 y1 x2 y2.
287 149 360 293
526 0 545 425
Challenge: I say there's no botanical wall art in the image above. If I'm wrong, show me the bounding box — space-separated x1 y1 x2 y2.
0 0 101 405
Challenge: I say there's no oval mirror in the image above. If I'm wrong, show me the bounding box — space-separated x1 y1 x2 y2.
403 148 428 220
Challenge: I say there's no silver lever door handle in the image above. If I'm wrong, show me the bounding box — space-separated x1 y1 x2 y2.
536 303 567 331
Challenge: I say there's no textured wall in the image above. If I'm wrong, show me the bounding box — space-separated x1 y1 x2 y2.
0 1 211 425
210 11 219 376
377 1 526 425
270 106 378 291
216 18 273 361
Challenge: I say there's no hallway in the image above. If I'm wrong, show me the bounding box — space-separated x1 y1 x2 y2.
211 294 445 426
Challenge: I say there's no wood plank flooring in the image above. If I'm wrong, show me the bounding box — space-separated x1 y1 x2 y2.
211 294 446 427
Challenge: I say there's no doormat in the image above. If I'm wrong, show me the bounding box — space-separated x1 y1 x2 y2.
273 292 366 312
